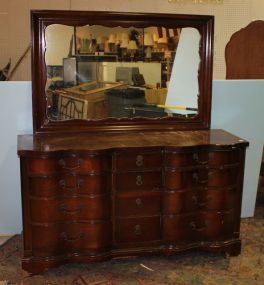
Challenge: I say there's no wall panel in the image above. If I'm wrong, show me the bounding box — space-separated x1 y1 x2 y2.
0 0 263 80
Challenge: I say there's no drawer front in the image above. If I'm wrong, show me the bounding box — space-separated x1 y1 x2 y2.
165 149 239 168
30 195 111 223
165 168 238 190
31 222 112 257
114 171 162 192
163 188 235 214
27 155 109 174
114 152 162 171
163 211 234 243
116 191 161 216
29 174 109 197
115 216 161 244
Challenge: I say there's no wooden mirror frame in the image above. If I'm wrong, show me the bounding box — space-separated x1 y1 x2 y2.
31 10 214 134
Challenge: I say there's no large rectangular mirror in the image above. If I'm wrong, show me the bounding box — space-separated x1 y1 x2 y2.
31 11 214 133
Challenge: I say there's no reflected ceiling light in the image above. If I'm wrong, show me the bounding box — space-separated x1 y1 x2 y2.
168 0 223 3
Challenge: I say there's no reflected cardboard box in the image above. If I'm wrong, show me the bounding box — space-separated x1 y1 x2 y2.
145 88 167 105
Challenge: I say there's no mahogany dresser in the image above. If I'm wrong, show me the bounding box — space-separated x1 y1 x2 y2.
18 10 249 274
18 130 248 274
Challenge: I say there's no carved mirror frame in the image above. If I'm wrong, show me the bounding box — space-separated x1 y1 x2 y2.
31 10 214 134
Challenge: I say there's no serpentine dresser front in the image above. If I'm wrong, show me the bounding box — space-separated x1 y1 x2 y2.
18 129 248 274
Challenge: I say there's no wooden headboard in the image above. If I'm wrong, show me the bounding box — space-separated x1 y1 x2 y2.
226 20 264 79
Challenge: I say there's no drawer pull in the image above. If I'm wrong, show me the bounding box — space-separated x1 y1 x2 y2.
134 224 142 236
136 155 144 167
60 231 85 242
192 172 208 184
191 195 212 207
136 175 143 186
58 158 83 170
189 221 208 232
59 179 83 192
59 203 84 215
192 153 208 165
135 198 144 208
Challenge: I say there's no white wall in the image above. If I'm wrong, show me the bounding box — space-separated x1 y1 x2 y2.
1 0 264 80
0 80 263 234
212 80 264 218
102 62 161 85
0 82 32 234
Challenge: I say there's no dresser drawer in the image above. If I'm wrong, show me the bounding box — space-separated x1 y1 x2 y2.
28 173 109 197
27 155 110 174
116 191 161 216
165 149 239 168
30 195 111 223
31 222 111 257
165 168 238 190
163 211 234 243
114 152 162 171
114 171 162 192
163 188 235 214
115 216 161 244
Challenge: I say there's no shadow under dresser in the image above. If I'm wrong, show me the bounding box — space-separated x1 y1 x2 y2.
18 129 248 274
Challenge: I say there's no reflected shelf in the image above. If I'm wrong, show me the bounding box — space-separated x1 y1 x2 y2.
45 24 200 121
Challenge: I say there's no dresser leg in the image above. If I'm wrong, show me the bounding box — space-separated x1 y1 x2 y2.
224 241 241 257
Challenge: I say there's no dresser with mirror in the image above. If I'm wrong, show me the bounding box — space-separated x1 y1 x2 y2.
18 10 249 274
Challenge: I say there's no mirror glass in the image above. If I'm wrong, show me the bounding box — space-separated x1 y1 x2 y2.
45 24 200 121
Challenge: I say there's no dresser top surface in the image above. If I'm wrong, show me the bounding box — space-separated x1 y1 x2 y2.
17 129 248 154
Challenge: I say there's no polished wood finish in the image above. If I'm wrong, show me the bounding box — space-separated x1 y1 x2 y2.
18 129 248 274
31 10 214 134
226 20 264 79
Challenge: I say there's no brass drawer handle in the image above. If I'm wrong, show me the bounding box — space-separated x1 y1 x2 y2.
191 195 212 207
59 178 83 192
135 198 144 208
60 231 85 242
192 172 208 184
59 203 84 215
192 153 209 165
189 221 208 232
136 175 143 186
134 224 142 236
58 158 83 170
136 155 144 167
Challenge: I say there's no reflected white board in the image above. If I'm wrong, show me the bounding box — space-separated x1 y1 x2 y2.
166 28 200 115
45 24 74 66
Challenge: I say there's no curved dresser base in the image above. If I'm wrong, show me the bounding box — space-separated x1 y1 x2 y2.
22 240 241 275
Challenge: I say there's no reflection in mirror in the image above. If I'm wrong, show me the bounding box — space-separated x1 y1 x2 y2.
45 24 200 121
167 28 200 116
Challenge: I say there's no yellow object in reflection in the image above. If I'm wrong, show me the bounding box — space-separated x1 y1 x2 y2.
157 104 198 111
